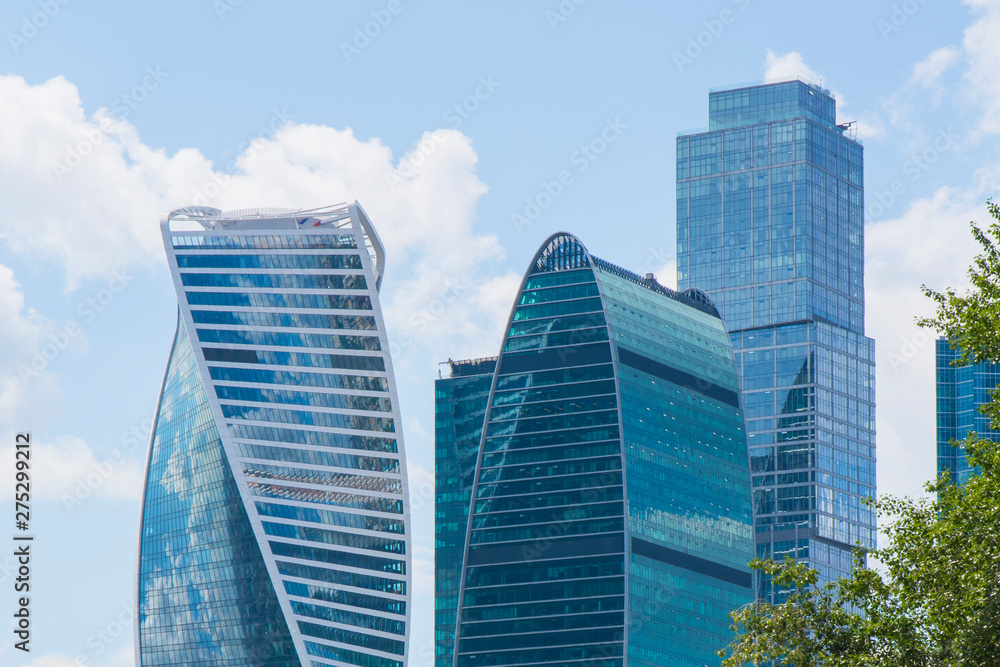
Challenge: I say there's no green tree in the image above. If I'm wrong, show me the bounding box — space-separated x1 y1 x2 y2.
718 200 1000 667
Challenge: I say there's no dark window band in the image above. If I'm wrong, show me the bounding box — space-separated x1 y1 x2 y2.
202 347 386 371
616 347 739 407
631 537 751 588
499 342 612 375
467 533 625 566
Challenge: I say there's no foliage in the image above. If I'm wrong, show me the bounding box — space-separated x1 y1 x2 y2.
719 439 1000 667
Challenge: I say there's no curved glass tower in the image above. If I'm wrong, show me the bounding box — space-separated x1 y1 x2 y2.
452 233 754 667
136 203 410 667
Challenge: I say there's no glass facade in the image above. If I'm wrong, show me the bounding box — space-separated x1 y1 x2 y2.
936 338 1000 485
138 322 300 666
451 233 754 666
677 80 877 591
137 204 410 667
435 358 497 667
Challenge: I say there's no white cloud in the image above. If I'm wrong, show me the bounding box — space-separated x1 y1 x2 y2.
911 46 960 87
877 47 961 124
763 50 827 88
863 4 1000 142
857 45 958 145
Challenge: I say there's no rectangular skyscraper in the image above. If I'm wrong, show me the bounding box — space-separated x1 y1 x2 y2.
936 338 1000 485
434 358 496 667
677 79 877 589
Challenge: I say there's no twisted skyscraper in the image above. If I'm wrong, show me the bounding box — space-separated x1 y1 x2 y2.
136 203 411 667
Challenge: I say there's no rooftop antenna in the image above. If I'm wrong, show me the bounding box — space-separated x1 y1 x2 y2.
837 120 858 140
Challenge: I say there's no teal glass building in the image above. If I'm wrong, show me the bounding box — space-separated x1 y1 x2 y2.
677 79 877 589
451 233 755 666
136 203 410 667
936 338 1000 485
435 358 497 667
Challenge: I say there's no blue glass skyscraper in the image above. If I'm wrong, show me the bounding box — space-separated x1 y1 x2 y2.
450 233 755 666
936 338 1000 486
136 203 411 667
677 79 877 588
435 358 497 667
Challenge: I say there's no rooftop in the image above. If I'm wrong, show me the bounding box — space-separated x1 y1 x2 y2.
532 233 721 318
709 75 832 98
165 202 354 231
440 357 498 378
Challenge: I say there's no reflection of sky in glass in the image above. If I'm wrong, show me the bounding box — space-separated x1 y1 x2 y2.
137 320 300 666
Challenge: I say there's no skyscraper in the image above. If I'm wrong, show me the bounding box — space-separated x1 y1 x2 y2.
136 203 411 667
434 357 497 667
936 338 1000 486
451 233 755 666
677 79 877 589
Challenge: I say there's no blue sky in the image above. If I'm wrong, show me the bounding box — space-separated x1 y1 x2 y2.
0 1 997 665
